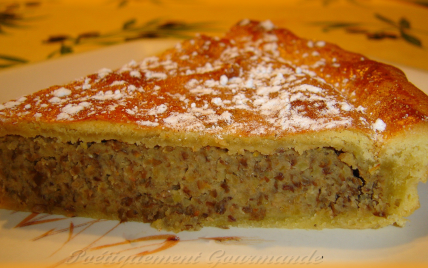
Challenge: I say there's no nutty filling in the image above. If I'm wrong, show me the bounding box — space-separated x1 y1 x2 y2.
0 135 386 231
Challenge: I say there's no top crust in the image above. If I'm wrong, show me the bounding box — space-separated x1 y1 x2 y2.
0 20 427 157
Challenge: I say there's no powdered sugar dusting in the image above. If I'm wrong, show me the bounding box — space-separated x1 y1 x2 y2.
137 120 159 127
373 118 386 132
164 113 205 131
98 68 112 79
0 20 379 138
53 87 72 97
260 20 275 31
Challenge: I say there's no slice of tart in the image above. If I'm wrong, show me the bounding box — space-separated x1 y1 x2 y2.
0 20 427 232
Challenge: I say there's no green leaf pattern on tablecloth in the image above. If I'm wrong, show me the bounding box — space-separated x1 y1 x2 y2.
311 13 425 47
0 0 427 69
43 18 214 59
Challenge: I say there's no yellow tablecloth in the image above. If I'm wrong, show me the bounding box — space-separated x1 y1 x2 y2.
1 0 428 71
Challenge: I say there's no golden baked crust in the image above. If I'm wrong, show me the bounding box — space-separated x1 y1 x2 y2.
0 20 427 231
0 21 427 147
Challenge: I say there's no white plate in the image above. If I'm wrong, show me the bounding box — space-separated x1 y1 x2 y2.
0 40 428 267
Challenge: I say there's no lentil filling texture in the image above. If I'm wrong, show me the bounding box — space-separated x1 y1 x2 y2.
0 135 387 231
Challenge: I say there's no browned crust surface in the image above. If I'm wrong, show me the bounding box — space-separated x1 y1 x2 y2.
0 20 427 144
